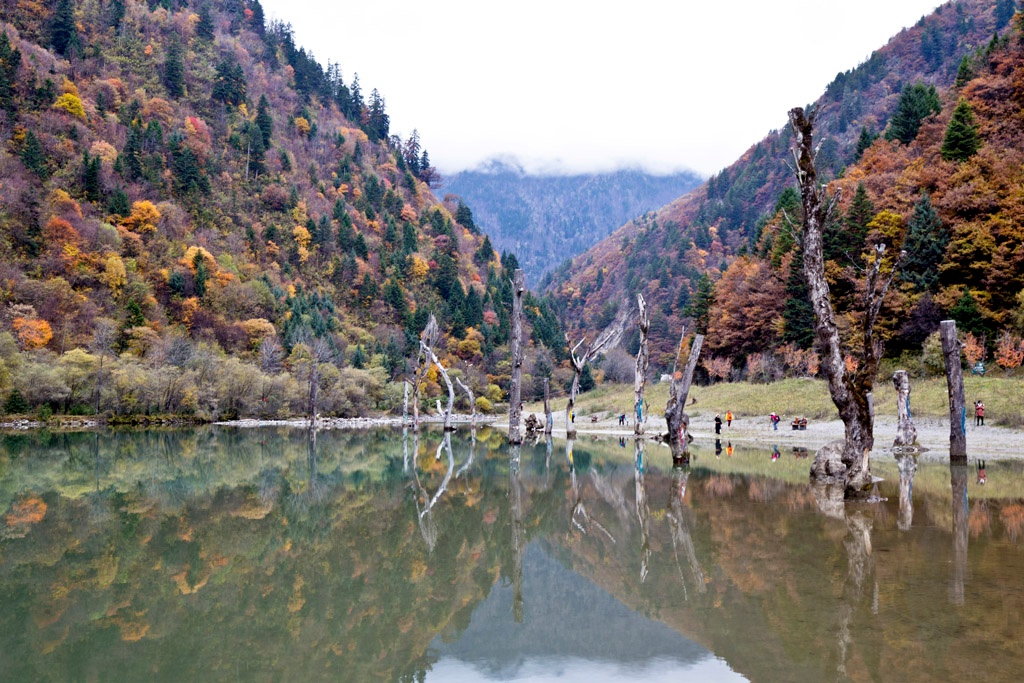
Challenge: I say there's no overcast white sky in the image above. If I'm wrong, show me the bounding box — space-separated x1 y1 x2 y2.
259 1 947 177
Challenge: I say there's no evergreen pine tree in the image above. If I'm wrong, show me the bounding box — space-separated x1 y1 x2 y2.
255 94 273 147
82 151 102 202
854 126 876 161
3 387 30 414
163 40 185 98
954 56 974 89
197 5 215 40
995 0 1017 29
351 344 366 369
900 192 947 293
781 246 816 349
941 98 981 162
683 273 715 334
885 82 941 145
949 290 989 339
826 182 873 265
20 130 49 179
50 0 79 56
0 31 20 116
212 55 247 106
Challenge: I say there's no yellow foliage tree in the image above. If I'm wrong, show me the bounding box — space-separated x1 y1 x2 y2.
408 255 430 280
103 254 128 293
123 200 161 234
53 93 86 120
292 225 311 249
294 116 311 137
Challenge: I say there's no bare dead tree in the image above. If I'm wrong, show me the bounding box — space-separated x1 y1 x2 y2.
90 318 117 415
456 376 476 428
419 317 455 431
508 269 525 444
940 320 967 459
543 377 552 434
411 315 440 432
665 328 704 461
892 370 918 449
634 294 650 436
789 107 904 496
565 304 629 438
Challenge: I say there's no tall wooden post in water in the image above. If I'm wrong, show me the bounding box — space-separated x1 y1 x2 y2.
940 320 967 460
634 294 649 436
892 370 918 449
508 269 525 445
543 378 552 434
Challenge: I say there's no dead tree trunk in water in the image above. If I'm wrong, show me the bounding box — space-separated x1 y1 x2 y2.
412 315 441 432
790 107 903 497
565 307 628 438
665 329 703 462
421 342 455 431
508 269 525 444
634 294 650 436
940 320 967 460
892 370 918 449
456 377 476 429
543 378 552 434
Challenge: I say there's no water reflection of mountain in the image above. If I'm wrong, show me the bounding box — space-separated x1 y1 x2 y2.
2 428 1024 683
431 542 717 675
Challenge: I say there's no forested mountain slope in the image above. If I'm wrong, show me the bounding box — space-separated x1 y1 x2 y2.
441 159 703 286
0 0 565 419
547 0 1015 374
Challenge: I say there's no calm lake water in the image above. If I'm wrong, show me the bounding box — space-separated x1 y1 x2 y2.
1 427 1023 682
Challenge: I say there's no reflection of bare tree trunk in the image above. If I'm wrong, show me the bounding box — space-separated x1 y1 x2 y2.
665 465 705 596
509 269 525 444
510 445 524 623
892 370 918 449
306 427 321 500
411 433 454 552
456 428 477 480
835 510 875 679
634 294 649 436
950 463 969 605
403 427 410 472
895 453 917 531
634 438 651 582
403 381 409 426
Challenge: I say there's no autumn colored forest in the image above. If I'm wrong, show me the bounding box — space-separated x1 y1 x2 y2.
0 0 570 420
548 0 1024 384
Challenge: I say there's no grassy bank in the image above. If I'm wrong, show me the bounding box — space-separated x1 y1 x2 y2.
531 375 1024 428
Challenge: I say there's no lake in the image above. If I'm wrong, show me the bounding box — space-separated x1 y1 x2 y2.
1 427 1022 682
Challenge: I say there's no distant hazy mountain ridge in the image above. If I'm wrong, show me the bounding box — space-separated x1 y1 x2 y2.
442 160 703 285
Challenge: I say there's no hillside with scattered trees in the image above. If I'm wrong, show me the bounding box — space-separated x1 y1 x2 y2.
0 0 568 420
547 0 1024 381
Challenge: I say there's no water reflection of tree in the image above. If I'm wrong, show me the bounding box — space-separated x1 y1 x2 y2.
566 438 613 542
634 438 651 583
410 432 454 552
665 464 705 596
895 453 917 531
950 463 968 606
510 444 524 622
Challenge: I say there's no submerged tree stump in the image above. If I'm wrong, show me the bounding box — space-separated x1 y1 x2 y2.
892 370 918 450
940 320 967 460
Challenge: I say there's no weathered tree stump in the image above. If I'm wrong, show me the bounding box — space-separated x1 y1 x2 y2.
508 269 525 444
892 370 918 450
940 320 967 461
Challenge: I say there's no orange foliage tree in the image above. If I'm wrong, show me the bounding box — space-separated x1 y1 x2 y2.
995 330 1024 372
12 317 53 350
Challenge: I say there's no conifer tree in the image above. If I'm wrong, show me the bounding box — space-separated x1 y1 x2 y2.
825 182 873 265
255 94 273 146
197 5 215 41
82 151 101 202
885 82 941 145
20 130 49 179
0 31 20 116
683 273 715 334
954 56 974 89
781 247 815 349
995 0 1017 30
941 98 981 162
212 55 247 106
50 0 79 56
900 192 947 293
163 40 185 98
854 126 876 161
